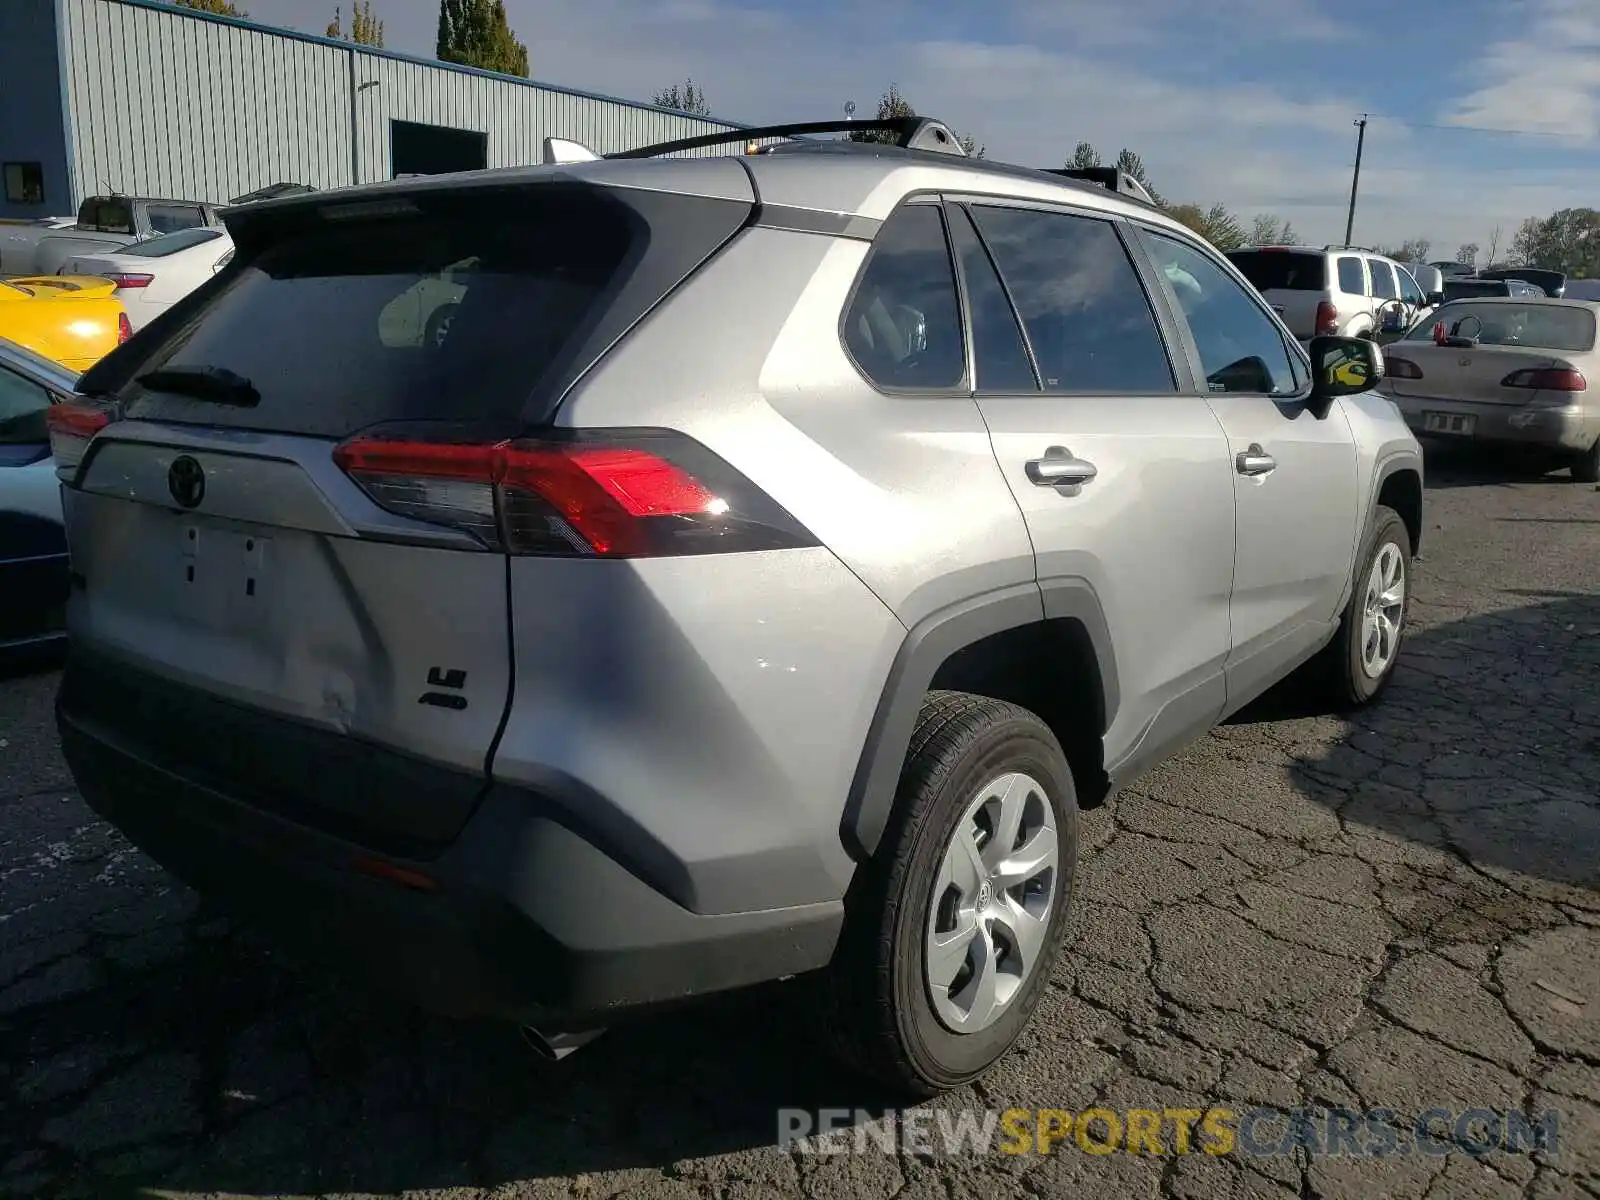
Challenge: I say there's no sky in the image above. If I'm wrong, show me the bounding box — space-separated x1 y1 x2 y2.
242 0 1600 256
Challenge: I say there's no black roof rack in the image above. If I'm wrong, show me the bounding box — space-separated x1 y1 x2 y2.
1039 167 1158 207
601 117 970 161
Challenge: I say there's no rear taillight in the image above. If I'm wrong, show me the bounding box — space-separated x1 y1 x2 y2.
1501 367 1587 392
46 398 117 475
106 273 153 290
332 428 817 558
1383 354 1423 379
1314 300 1339 336
117 312 132 343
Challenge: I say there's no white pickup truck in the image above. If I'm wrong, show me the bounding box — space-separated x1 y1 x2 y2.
16 195 223 277
0 217 78 274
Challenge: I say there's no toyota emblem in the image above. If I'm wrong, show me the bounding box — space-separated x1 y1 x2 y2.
167 455 206 508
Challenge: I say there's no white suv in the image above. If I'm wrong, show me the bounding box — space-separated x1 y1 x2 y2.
1226 245 1442 344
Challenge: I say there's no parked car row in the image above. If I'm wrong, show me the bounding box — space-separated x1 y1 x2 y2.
1223 244 1443 344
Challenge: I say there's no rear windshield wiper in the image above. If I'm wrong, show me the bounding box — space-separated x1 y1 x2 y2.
136 365 260 408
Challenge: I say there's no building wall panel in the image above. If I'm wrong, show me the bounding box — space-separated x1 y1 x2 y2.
55 0 749 211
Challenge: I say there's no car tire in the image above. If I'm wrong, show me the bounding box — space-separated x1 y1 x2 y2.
1317 504 1412 708
1572 437 1600 484
824 690 1079 1097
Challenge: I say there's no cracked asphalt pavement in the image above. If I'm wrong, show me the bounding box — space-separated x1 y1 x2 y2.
2 447 1598 1199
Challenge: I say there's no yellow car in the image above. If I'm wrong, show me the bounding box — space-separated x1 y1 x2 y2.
0 275 131 373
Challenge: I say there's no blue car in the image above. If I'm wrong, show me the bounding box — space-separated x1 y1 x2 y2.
0 336 76 666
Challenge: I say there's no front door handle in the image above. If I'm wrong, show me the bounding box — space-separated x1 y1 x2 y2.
1025 446 1098 487
1236 444 1277 476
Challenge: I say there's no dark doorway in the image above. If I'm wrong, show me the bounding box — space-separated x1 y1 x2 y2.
390 120 488 177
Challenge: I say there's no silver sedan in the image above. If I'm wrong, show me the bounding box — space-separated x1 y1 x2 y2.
1378 297 1600 482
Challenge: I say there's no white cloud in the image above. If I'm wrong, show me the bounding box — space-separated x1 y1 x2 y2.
1443 0 1600 137
245 0 1600 249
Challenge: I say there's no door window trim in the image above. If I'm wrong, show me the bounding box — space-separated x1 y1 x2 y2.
946 193 1194 398
1130 221 1315 402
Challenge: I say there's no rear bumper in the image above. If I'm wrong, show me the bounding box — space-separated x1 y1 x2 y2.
1388 392 1593 452
57 650 843 1026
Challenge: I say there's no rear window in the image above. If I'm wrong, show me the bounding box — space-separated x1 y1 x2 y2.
105 184 738 438
1443 279 1509 301
147 203 206 234
1224 250 1326 292
77 198 133 234
1409 302 1596 352
123 228 225 258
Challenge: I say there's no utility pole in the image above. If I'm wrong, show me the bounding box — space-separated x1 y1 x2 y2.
1344 114 1368 246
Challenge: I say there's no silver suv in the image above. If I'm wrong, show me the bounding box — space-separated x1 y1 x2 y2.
1227 244 1442 343
48 117 1424 1096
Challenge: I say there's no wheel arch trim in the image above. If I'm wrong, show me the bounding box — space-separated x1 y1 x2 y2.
840 580 1119 862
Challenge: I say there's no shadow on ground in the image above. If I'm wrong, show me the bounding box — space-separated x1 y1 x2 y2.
1417 437 1595 491
6 592 1598 1196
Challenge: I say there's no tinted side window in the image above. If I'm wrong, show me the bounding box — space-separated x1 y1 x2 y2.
969 205 1174 393
948 206 1037 391
843 204 965 391
1369 260 1399 299
1396 268 1423 305
1142 231 1299 395
147 204 206 234
1337 256 1366 295
0 362 52 444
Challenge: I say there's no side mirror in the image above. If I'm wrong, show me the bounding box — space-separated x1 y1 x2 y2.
1309 335 1384 399
1426 290 1445 306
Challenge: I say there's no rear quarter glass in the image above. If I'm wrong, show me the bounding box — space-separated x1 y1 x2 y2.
1224 250 1328 292
99 183 752 439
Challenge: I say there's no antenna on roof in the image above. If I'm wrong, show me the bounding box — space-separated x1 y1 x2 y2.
542 137 601 165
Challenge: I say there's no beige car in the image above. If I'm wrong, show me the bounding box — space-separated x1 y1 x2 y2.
1380 297 1600 482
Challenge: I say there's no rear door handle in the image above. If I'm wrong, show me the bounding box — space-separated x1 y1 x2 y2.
1236 444 1277 476
1025 446 1098 487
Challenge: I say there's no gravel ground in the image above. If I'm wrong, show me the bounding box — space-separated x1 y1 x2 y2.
1 445 1597 1199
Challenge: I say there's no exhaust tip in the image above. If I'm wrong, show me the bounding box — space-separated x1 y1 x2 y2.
521 1024 606 1062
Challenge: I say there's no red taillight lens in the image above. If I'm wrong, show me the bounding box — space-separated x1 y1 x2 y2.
1314 300 1339 336
1383 354 1423 379
116 312 132 343
332 429 814 558
46 398 117 474
1501 367 1587 392
106 273 153 290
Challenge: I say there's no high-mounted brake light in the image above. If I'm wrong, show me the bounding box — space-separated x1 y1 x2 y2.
46 398 117 476
1314 300 1339 336
332 429 814 559
1501 367 1587 392
1383 354 1423 380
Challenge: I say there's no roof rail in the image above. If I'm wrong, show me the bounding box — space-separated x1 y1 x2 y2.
1039 167 1158 207
1324 243 1381 254
601 116 970 161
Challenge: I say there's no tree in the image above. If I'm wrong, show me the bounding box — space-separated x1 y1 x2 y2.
1455 242 1479 268
1249 213 1297 246
1508 208 1600 276
174 0 248 15
1067 142 1101 169
1397 237 1431 264
436 0 528 77
1166 202 1245 251
653 79 711 117
1484 224 1503 269
326 0 384 45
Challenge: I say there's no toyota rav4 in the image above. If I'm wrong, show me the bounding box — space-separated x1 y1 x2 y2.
49 117 1423 1096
